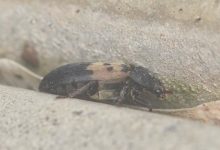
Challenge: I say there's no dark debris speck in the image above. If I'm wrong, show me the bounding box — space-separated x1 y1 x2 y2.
76 9 80 13
72 110 83 116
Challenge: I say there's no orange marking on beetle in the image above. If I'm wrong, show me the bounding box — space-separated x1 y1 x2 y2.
90 70 129 81
87 62 128 72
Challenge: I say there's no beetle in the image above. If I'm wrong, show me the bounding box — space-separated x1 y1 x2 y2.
39 62 166 108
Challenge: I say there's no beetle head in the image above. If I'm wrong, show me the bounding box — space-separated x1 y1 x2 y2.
129 65 166 99
128 82 159 108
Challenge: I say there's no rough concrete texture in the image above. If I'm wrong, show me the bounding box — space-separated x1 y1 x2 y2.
1 84 220 150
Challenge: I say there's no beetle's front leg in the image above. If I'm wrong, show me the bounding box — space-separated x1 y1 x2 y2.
130 88 152 111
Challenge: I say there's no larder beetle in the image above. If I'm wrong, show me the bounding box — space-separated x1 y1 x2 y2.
39 62 166 108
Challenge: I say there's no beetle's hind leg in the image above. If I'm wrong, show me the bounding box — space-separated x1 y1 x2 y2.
55 81 97 99
113 80 130 105
68 81 98 98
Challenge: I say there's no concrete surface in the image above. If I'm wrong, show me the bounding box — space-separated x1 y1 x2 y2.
1 85 220 150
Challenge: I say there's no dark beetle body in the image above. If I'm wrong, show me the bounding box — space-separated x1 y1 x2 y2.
39 62 165 107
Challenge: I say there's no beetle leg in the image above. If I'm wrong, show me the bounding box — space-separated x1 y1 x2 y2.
68 81 97 98
131 88 152 111
114 80 130 105
136 98 152 112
